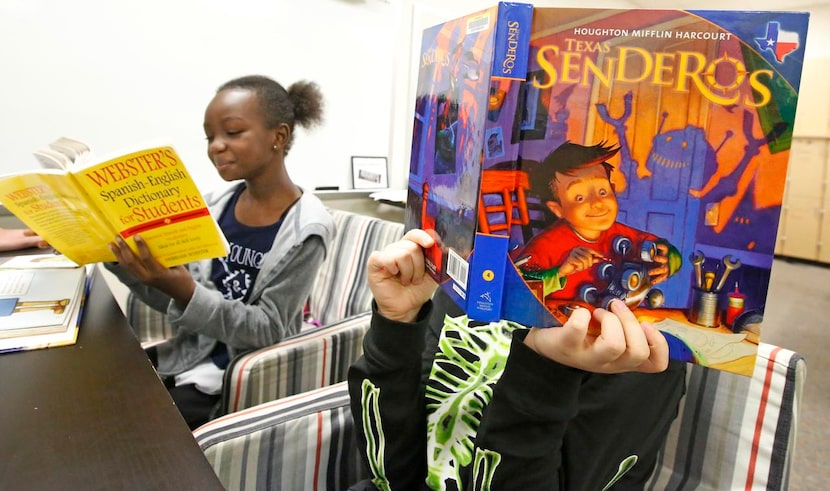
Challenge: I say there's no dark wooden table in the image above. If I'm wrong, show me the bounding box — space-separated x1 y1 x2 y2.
0 248 223 489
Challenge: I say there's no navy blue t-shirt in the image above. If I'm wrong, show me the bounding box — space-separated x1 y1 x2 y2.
211 185 282 302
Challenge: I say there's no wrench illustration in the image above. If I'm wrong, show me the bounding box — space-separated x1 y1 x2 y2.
715 255 741 292
690 251 705 289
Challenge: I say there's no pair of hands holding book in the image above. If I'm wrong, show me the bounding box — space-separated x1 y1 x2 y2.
367 229 670 374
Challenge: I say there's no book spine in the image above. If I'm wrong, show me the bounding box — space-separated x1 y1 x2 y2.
465 2 533 323
466 234 510 322
489 2 533 81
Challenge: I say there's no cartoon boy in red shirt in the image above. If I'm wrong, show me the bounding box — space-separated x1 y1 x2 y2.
513 141 682 307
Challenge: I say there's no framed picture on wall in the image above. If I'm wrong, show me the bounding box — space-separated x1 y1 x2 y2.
351 156 389 189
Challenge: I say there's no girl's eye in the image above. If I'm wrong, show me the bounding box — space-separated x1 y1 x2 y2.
599 189 608 197
575 195 584 203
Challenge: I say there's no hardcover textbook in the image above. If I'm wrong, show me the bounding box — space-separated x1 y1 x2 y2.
0 140 229 267
404 4 809 375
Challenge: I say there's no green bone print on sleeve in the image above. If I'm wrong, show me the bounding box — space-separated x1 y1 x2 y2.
360 379 391 491
470 448 502 491
425 314 518 490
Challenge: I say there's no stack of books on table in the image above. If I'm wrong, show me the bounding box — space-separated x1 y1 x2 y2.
0 254 92 353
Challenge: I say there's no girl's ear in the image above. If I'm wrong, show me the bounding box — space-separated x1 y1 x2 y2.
546 200 563 219
272 123 290 148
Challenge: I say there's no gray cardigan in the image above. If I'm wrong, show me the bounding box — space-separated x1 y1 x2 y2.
105 182 335 376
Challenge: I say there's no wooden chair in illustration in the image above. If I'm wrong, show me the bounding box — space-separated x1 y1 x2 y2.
477 169 531 236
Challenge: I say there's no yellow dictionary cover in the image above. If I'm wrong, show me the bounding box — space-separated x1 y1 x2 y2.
0 143 229 267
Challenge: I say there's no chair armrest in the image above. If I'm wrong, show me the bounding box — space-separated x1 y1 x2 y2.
125 292 173 345
220 312 372 414
647 342 805 490
195 381 366 490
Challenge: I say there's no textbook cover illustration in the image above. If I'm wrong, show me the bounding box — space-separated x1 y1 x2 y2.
0 139 229 267
405 5 809 375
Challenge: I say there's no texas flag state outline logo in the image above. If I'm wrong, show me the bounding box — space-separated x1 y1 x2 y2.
754 21 800 63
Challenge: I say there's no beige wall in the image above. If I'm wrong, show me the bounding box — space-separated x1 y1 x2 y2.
776 53 830 263
795 56 830 137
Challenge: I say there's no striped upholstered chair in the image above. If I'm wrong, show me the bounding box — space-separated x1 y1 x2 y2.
194 381 365 491
306 208 404 328
220 312 371 414
123 208 404 415
195 343 804 491
647 342 805 490
125 289 173 346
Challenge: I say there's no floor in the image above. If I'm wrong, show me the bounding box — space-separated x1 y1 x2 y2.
760 258 830 490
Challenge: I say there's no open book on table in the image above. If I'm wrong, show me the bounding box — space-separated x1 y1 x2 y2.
0 137 229 267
